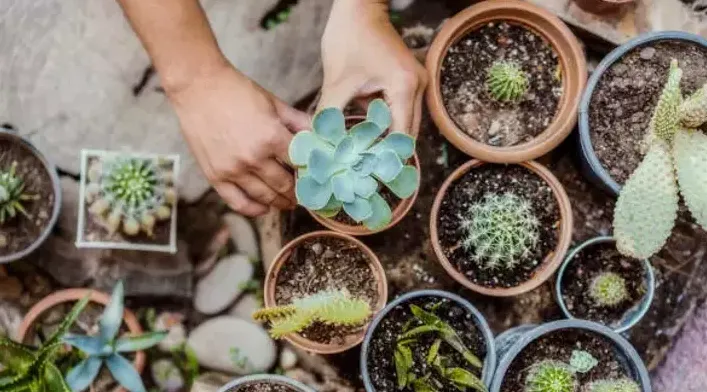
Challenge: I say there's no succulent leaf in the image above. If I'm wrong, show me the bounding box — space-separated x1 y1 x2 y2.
105 354 146 392
350 121 384 152
65 357 102 392
332 172 356 203
317 297 371 325
334 136 356 163
46 295 90 348
313 108 346 144
295 176 333 210
0 338 35 373
614 140 678 259
673 127 707 230
679 83 707 128
61 334 103 356
100 281 125 343
252 305 296 322
366 98 393 131
114 331 168 352
384 165 419 199
353 176 378 199
343 197 373 222
370 132 416 159
486 61 529 102
373 150 403 182
585 378 640 392
0 161 37 225
361 193 392 230
444 368 486 392
352 153 378 177
314 196 343 218
288 131 333 166
394 343 414 389
649 59 683 143
307 149 337 184
569 350 598 374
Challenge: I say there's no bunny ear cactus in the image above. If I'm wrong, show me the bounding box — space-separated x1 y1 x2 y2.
614 59 707 259
289 99 420 230
0 161 38 224
63 281 167 392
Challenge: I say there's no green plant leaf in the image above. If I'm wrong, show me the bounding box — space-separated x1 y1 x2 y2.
394 343 413 389
62 334 103 356
0 337 36 373
315 196 343 218
45 295 91 348
373 150 403 182
114 331 168 353
105 354 146 392
410 305 446 328
444 368 487 392
400 325 445 339
343 197 373 222
334 136 357 163
674 127 707 230
362 193 392 230
308 149 336 185
44 364 72 392
66 357 102 392
288 131 333 166
313 108 346 145
332 172 355 204
411 378 438 392
353 176 378 199
366 99 392 131
295 176 333 210
100 282 125 343
426 339 442 364
384 165 419 199
350 121 384 152
268 312 314 339
352 153 378 177
370 133 416 160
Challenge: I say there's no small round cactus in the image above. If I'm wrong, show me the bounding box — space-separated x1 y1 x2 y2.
585 378 640 392
525 360 576 392
589 272 628 307
0 161 38 224
86 156 176 236
487 60 530 102
460 192 540 269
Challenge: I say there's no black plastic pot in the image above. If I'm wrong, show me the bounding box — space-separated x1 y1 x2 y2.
490 320 652 391
0 127 62 264
218 374 314 392
360 290 497 391
577 31 707 196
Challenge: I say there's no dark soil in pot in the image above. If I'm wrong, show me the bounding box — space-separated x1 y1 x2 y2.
366 296 487 392
441 21 562 147
0 140 55 257
500 329 638 392
274 237 379 345
230 384 297 392
589 40 707 184
560 242 646 327
436 164 559 288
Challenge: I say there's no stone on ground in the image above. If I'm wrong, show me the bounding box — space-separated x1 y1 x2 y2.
195 254 254 315
223 213 259 261
151 359 185 392
229 294 261 321
0 300 23 341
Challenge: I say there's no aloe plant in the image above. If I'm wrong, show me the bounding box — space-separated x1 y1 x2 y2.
63 282 167 392
0 161 38 224
0 296 90 392
289 99 420 230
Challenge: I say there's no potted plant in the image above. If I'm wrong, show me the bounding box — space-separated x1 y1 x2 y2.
360 290 496 392
259 230 387 354
425 0 587 163
555 237 655 333
289 99 421 236
578 31 707 195
218 374 315 392
430 160 573 297
0 127 61 264
490 320 651 392
76 150 179 253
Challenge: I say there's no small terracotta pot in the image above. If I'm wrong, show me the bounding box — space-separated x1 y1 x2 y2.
307 116 421 236
429 160 573 297
573 0 634 14
425 0 587 163
17 289 146 392
263 230 388 354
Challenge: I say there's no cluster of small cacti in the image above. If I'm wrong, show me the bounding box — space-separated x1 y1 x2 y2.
85 156 176 237
459 192 540 269
584 378 641 392
589 272 628 307
252 289 371 339
0 161 38 224
614 59 707 259
486 60 530 102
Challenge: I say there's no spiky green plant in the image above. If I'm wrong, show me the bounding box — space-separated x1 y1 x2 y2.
614 59 707 259
459 192 540 269
524 360 576 392
0 295 90 392
487 60 529 102
85 156 176 237
585 378 640 392
589 272 628 307
252 289 371 339
63 281 167 392
0 161 38 224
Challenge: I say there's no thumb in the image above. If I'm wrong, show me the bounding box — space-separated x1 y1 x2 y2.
316 78 358 113
274 99 311 133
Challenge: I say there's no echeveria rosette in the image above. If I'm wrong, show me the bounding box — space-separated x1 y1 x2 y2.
63 281 167 392
289 99 420 230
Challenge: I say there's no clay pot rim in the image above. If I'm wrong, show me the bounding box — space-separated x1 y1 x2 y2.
218 374 315 392
573 0 635 14
17 288 146 385
0 129 62 264
429 159 573 297
263 230 388 354
425 0 587 163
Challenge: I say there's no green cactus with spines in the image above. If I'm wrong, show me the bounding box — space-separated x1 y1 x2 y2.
589 272 629 307
459 192 540 269
0 161 38 224
614 59 707 259
487 60 529 102
524 360 576 392
585 378 640 392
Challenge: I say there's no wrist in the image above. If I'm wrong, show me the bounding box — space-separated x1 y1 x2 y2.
160 52 230 97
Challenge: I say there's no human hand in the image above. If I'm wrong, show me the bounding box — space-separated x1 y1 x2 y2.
167 63 310 216
319 0 427 135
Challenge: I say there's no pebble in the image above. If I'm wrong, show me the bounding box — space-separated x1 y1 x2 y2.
0 277 23 300
223 213 259 261
229 294 261 321
0 301 23 340
640 47 656 60
154 312 187 352
279 347 298 370
190 373 232 392
194 254 254 315
151 359 185 392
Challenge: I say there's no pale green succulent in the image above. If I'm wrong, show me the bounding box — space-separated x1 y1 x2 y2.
459 193 540 269
0 161 38 224
568 350 598 374
589 272 628 307
289 99 419 230
487 60 529 102
525 360 576 392
584 378 640 392
614 59 707 259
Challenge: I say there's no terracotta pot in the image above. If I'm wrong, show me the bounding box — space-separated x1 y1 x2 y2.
307 116 421 236
263 230 388 354
17 289 146 392
425 0 587 163
573 0 634 14
429 159 573 297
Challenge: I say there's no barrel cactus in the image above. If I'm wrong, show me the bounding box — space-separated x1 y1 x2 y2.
459 192 540 269
289 99 419 230
584 378 640 392
589 272 628 307
0 161 38 224
525 360 576 392
85 156 176 237
614 59 707 259
487 60 529 102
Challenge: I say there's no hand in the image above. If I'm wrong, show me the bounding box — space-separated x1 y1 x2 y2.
319 0 427 135
167 63 310 216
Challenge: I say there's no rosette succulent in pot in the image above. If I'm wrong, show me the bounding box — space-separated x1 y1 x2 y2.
289 99 420 230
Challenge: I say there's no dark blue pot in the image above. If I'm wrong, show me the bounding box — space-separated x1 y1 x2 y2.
360 290 497 391
577 31 707 196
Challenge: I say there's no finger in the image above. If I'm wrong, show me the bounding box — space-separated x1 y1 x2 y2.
387 84 416 134
214 183 268 217
317 78 359 112
274 99 311 132
237 174 294 210
254 159 296 204
268 124 297 166
410 73 427 137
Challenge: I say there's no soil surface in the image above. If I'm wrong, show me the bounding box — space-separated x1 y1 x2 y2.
441 22 562 147
0 139 55 257
561 242 647 328
232 383 297 392
366 296 487 392
436 164 560 288
274 237 379 345
589 40 707 184
501 329 638 392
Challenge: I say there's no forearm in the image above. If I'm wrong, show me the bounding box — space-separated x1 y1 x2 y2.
116 0 229 94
